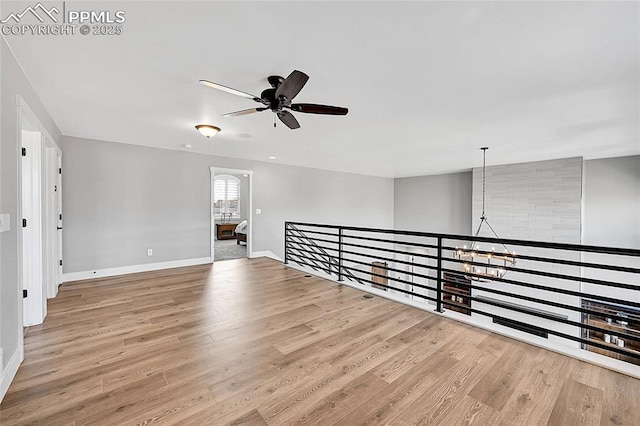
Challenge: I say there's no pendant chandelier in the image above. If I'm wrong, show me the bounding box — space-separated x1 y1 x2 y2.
454 147 516 282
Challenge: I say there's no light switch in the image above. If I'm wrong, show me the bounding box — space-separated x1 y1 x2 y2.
255 209 262 215
0 213 10 232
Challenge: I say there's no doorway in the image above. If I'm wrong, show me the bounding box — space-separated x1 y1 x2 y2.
55 152 63 291
210 167 253 262
18 97 62 327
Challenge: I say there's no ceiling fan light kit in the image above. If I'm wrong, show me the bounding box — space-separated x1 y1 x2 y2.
200 70 348 130
195 124 221 138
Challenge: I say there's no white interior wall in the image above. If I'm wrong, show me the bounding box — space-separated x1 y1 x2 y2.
1 38 62 399
59 135 395 275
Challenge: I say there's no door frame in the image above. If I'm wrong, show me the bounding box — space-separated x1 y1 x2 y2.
209 167 253 261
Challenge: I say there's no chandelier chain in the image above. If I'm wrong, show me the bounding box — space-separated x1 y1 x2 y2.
481 147 488 218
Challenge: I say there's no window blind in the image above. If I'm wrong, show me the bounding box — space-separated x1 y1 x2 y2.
213 175 240 217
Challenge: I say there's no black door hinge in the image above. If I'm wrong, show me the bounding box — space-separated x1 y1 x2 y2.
59 259 63 266
22 218 27 227
59 214 63 220
59 168 62 174
23 289 27 298
22 147 26 156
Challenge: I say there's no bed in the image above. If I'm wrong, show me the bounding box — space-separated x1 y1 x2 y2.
235 220 248 245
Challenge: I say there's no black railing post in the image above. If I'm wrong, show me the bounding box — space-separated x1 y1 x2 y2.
284 222 289 264
436 236 443 313
338 227 344 281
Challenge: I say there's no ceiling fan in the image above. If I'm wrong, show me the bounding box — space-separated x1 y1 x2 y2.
199 70 348 129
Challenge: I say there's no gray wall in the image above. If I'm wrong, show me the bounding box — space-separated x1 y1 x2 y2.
584 155 640 249
582 156 640 303
392 171 472 302
394 171 472 235
1 38 61 370
59 136 394 273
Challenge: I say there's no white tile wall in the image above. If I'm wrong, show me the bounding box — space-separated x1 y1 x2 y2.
472 157 583 244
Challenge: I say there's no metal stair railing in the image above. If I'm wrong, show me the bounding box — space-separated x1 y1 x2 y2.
285 223 363 284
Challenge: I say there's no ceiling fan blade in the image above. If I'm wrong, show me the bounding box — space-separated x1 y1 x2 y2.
275 70 309 101
277 111 301 129
221 107 267 117
290 103 348 115
199 80 261 101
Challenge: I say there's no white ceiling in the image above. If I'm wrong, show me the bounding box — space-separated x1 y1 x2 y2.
4 1 639 177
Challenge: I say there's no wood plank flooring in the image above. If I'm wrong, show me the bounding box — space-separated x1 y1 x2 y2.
1 257 639 425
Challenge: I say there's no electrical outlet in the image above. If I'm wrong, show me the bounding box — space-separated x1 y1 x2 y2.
255 209 262 215
147 248 153 256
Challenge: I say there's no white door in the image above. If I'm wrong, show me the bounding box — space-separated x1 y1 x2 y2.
56 153 63 286
21 127 45 326
43 147 53 300
43 145 61 299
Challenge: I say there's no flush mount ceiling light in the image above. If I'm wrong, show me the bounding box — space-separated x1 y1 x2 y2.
454 147 516 282
195 124 221 138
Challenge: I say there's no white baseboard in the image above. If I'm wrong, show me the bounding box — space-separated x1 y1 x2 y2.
62 257 213 283
250 250 282 262
1 346 23 403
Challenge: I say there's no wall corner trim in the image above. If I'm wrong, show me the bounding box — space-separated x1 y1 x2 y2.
61 257 213 283
1 345 24 403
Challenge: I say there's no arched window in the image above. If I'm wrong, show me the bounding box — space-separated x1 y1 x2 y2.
213 174 240 219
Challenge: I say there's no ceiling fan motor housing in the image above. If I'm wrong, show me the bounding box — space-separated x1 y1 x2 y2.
260 86 291 112
267 75 284 88
260 88 276 102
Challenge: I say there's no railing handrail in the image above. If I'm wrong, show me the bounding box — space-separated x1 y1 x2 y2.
286 221 640 257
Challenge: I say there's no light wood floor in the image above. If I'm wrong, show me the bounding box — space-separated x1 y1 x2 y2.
1 258 639 425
